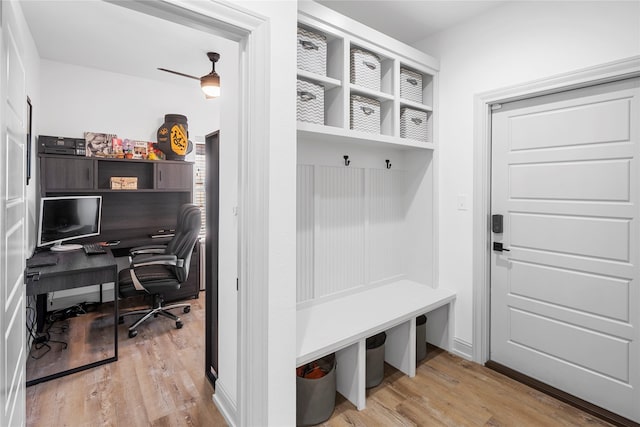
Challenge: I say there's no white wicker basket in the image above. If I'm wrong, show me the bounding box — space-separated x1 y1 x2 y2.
350 95 380 133
297 80 324 125
350 48 381 91
400 108 430 142
400 67 423 103
297 27 327 76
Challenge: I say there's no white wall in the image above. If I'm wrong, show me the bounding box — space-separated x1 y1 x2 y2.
12 2 41 257
39 59 220 148
412 1 640 353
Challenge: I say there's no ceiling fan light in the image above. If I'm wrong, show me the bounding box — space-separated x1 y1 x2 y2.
201 72 220 98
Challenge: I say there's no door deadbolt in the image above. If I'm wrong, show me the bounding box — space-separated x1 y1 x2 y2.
492 214 503 233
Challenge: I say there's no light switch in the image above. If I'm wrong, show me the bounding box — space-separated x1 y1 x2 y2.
457 194 469 211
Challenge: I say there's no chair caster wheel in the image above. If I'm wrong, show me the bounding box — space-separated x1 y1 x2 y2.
128 330 138 338
118 316 124 324
183 306 191 313
176 321 183 329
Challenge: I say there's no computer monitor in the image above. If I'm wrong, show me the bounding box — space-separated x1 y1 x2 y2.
37 195 102 252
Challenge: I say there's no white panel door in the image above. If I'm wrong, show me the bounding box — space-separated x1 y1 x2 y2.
0 2 27 426
490 78 640 422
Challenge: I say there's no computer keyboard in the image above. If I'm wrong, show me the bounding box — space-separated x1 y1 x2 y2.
83 243 106 255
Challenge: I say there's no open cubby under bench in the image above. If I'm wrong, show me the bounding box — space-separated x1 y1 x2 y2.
296 280 456 410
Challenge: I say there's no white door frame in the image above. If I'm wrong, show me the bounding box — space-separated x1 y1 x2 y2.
103 1 279 425
472 55 640 364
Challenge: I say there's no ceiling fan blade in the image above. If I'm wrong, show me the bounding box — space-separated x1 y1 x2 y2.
157 68 200 81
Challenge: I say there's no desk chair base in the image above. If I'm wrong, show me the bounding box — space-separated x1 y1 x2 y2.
119 294 191 338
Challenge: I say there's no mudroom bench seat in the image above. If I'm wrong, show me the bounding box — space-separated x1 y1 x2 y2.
296 280 456 410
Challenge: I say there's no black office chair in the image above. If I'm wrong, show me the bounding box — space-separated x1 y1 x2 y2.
118 203 201 338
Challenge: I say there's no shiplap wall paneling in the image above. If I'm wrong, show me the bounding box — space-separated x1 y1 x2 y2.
404 150 435 286
315 166 366 298
367 168 407 285
297 165 315 303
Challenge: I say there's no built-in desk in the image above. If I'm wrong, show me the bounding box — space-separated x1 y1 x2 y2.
25 249 118 386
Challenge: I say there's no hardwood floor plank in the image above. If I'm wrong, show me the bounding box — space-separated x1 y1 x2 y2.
26 294 615 427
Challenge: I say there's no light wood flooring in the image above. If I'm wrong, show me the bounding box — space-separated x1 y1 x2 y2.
27 292 613 427
26 292 226 427
27 301 116 383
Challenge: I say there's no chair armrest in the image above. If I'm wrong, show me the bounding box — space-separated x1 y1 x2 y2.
130 254 184 268
130 245 167 256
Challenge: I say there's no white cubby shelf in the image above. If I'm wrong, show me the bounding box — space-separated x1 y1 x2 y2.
296 280 456 410
297 69 342 90
296 1 455 413
297 121 435 151
297 3 438 144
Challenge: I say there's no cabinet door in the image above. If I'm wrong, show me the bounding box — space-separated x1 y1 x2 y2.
157 163 193 190
41 157 94 191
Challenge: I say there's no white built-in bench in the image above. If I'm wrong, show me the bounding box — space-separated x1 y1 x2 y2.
296 280 456 410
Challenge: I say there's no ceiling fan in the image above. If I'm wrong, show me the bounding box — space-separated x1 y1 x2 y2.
158 52 221 98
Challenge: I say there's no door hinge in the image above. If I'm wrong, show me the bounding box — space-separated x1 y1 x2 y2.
491 103 502 111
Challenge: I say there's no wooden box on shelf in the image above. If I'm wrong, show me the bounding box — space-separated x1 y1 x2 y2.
110 176 138 190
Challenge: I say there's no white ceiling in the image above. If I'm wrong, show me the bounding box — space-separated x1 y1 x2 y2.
315 0 507 44
20 0 506 83
20 0 237 86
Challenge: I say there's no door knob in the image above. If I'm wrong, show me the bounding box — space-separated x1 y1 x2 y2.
493 242 510 252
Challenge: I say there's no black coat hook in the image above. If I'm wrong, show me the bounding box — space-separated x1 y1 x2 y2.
344 155 351 166
385 159 392 169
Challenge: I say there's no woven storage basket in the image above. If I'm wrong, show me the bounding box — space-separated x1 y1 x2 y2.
400 107 430 142
350 48 381 91
297 27 327 76
400 67 423 103
350 95 380 134
297 79 324 125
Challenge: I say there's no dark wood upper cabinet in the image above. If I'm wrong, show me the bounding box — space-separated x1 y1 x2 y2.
39 155 194 193
41 157 94 191
157 162 193 190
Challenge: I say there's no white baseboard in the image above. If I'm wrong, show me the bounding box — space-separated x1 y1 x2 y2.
212 381 237 427
451 338 473 360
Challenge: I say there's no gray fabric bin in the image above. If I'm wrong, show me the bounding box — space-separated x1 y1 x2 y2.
297 27 327 76
400 67 423 103
296 354 336 426
416 315 428 362
365 332 386 388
